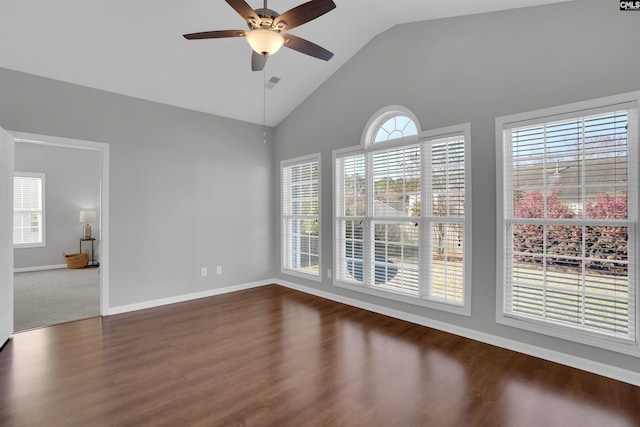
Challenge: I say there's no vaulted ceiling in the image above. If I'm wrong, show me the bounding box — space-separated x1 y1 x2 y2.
0 0 569 126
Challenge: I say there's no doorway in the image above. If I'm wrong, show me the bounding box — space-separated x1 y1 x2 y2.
9 131 109 331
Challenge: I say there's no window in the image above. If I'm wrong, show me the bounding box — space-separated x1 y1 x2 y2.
14 172 45 247
281 154 321 280
373 114 418 143
497 92 639 355
335 108 470 314
361 105 420 146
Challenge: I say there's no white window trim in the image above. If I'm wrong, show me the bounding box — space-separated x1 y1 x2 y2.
13 171 46 249
361 105 422 147
496 91 640 357
334 122 472 316
281 153 322 282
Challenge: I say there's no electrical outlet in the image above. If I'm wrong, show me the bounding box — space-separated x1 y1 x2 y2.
216 266 222 275
327 269 332 279
201 267 208 277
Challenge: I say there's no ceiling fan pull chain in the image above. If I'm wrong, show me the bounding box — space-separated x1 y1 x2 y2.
263 69 267 143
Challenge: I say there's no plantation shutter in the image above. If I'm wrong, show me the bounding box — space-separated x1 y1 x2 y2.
13 174 44 245
281 156 320 277
429 135 466 303
335 151 366 284
502 102 637 341
334 129 467 307
369 143 421 294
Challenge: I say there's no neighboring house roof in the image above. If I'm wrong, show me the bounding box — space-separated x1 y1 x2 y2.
374 200 405 217
513 157 628 200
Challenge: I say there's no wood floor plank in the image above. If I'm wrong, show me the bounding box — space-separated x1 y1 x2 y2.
1 285 639 426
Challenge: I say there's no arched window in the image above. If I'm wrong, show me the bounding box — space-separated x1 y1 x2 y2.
374 115 418 142
361 106 421 146
336 106 470 315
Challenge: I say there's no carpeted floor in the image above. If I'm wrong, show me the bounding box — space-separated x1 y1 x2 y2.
14 268 100 332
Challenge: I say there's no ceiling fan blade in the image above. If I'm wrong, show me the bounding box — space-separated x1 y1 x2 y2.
272 0 336 31
252 51 268 72
183 30 247 40
283 34 334 61
226 0 261 26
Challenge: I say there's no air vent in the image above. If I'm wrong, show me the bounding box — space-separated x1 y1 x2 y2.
265 76 281 89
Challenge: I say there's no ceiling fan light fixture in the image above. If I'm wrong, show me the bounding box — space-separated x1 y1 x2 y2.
183 0 336 70
246 29 285 56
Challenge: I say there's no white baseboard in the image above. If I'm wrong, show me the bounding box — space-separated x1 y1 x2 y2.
14 264 67 273
274 278 640 388
103 276 640 387
107 279 271 315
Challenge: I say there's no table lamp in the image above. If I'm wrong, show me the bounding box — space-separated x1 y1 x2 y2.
79 210 97 239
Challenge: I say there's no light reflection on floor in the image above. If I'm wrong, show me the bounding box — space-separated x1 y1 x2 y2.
503 378 634 427
3 288 638 426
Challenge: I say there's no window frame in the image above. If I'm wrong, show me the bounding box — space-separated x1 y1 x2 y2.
496 91 640 356
361 105 421 147
281 153 322 282
13 171 46 248
333 121 472 315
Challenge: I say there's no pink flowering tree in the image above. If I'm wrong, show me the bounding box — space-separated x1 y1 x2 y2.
513 190 576 267
512 190 628 273
585 192 628 273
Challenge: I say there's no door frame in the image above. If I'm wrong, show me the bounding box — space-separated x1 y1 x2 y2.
10 131 110 315
1 127 15 346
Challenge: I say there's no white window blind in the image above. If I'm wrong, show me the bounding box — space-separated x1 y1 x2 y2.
335 123 469 313
499 97 638 351
14 173 45 247
281 155 320 279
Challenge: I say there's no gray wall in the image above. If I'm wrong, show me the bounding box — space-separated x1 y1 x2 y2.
0 68 275 307
14 143 100 269
274 2 640 372
2 0 639 376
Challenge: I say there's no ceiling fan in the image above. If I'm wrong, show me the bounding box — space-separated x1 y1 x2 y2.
183 0 336 71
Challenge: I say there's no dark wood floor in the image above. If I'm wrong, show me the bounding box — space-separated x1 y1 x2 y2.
1 285 639 427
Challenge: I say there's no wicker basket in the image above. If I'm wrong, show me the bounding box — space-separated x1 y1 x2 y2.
63 251 89 269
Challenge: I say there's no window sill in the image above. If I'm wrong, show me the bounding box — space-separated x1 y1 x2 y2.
281 268 322 283
496 312 639 357
334 279 470 316
14 243 45 249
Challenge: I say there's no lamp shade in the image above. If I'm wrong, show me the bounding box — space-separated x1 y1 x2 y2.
246 29 285 56
79 210 97 223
